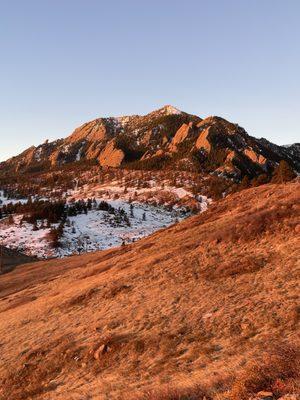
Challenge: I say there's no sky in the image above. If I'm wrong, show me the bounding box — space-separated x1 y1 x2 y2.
0 0 299 161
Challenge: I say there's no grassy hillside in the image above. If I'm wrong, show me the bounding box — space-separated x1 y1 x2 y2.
0 181 299 400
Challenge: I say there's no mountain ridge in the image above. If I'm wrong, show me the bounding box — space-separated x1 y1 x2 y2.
1 105 299 179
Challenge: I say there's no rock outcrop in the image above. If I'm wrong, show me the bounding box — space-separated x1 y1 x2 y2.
98 140 125 167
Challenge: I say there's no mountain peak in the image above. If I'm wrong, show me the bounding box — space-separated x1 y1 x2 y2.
156 105 183 115
1 105 299 176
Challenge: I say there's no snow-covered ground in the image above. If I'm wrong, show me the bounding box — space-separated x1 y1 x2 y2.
0 185 211 259
56 201 182 257
0 199 189 259
0 190 27 206
0 215 50 257
65 181 210 212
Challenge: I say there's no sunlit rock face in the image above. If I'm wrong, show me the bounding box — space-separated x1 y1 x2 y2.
1 105 299 178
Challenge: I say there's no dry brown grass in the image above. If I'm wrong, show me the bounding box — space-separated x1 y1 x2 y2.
229 341 300 399
137 384 211 400
0 182 299 400
0 336 79 400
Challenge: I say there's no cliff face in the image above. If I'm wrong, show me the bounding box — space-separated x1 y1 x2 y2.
1 105 299 178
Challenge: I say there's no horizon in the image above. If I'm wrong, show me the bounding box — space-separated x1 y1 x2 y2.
1 0 300 161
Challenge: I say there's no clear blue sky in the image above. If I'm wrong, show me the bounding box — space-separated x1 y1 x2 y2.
1 0 299 161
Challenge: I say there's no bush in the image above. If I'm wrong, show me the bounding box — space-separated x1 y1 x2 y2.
272 160 296 183
229 341 300 400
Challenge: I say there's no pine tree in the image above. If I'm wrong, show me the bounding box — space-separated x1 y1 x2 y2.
130 203 134 218
124 214 131 227
87 198 92 210
272 160 296 183
239 175 250 190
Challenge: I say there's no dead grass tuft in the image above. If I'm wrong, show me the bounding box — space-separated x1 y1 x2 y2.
137 384 211 400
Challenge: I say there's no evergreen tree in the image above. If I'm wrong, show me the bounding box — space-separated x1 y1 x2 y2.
124 214 131 227
239 175 250 190
130 203 134 218
87 198 92 210
272 160 296 183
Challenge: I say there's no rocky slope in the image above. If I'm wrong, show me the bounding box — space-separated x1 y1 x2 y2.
1 106 299 179
0 181 299 399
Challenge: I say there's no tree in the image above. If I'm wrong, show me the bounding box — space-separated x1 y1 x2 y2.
49 227 61 248
130 203 134 218
87 198 92 210
124 214 131 227
272 160 296 183
239 175 250 190
0 246 3 274
251 173 270 187
32 221 39 231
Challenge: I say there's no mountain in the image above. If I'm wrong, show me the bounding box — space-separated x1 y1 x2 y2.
1 105 299 179
0 181 299 400
283 143 300 158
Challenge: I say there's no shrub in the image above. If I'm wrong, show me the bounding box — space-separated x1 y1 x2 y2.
272 160 296 183
229 341 300 400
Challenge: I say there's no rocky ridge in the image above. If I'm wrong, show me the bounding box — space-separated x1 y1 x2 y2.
1 105 299 179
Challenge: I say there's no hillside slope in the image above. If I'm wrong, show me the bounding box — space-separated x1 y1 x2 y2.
0 181 299 400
